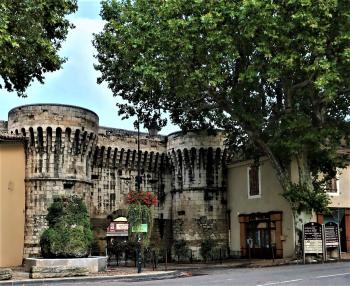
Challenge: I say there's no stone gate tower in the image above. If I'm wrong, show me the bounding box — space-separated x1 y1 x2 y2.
8 104 99 256
167 131 228 254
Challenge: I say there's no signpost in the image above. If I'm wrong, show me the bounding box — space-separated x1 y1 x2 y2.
324 222 341 260
303 222 324 264
131 223 148 274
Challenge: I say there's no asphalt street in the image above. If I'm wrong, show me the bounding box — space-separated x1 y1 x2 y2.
57 262 350 286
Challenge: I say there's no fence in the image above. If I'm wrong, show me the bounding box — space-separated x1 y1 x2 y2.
107 246 242 268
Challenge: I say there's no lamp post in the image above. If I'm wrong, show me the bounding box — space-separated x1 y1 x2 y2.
135 116 159 274
136 118 142 273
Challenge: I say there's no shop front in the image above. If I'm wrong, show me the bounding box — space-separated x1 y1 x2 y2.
239 212 283 259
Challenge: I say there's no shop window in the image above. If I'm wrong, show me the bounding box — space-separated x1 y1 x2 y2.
247 165 261 198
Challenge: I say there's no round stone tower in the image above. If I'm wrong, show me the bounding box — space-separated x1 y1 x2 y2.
8 104 99 257
167 130 229 257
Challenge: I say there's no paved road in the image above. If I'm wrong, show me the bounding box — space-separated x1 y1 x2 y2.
58 262 350 286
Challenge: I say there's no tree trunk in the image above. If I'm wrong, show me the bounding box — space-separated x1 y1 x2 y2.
251 133 317 259
249 134 291 191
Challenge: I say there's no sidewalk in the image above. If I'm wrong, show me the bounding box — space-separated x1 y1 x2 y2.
1 256 349 285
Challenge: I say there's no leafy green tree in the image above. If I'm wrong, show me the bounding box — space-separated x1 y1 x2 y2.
94 0 350 217
0 0 77 96
40 195 93 258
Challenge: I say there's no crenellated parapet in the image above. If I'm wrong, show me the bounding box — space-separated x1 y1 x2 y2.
8 105 99 181
167 130 228 190
168 146 228 190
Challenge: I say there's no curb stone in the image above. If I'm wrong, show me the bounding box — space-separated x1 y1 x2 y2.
0 270 182 285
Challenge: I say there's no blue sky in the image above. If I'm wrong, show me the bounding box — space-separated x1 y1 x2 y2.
0 0 178 135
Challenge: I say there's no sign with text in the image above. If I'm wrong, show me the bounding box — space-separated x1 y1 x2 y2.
106 221 129 237
131 224 148 233
325 222 339 248
303 222 323 254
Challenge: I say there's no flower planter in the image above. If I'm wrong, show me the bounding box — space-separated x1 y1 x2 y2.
24 256 107 273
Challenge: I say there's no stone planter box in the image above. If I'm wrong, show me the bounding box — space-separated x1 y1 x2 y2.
25 256 107 273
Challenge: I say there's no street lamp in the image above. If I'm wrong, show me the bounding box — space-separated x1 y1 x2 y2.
135 115 159 274
136 118 142 273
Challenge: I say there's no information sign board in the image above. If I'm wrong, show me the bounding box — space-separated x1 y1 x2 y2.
303 222 323 254
325 222 339 247
106 221 129 237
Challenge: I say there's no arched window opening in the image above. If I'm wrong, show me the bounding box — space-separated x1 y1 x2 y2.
37 127 44 150
46 127 52 151
74 129 80 154
29 127 35 147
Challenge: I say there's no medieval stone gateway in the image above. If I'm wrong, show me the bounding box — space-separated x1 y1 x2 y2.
5 104 228 258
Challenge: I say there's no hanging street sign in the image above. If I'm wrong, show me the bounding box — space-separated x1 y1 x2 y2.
131 224 148 233
106 218 129 237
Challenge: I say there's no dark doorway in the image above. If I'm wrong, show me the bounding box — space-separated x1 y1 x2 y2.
246 220 276 259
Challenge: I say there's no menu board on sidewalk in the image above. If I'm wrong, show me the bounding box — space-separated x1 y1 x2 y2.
325 222 339 248
303 222 323 254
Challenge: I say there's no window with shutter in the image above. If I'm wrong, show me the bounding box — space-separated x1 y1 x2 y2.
248 165 261 198
326 177 339 195
325 168 340 195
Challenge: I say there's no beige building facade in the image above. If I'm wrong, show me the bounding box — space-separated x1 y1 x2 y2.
0 134 26 267
227 158 350 258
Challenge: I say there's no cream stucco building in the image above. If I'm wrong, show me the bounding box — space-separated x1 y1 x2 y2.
227 158 350 259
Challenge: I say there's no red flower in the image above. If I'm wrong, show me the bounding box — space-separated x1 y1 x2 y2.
126 190 158 207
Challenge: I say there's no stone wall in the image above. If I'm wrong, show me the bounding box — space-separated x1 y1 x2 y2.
5 104 228 257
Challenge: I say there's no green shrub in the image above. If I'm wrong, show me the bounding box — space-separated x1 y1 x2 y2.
173 240 189 261
40 195 93 258
200 238 217 262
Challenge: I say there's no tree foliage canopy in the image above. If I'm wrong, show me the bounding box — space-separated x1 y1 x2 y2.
0 0 77 95
94 0 350 213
